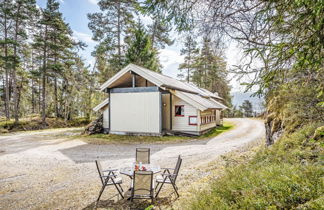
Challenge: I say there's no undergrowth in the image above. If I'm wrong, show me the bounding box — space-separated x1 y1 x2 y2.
186 123 324 209
0 117 90 133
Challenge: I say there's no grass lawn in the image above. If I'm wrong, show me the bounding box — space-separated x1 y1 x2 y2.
81 122 234 144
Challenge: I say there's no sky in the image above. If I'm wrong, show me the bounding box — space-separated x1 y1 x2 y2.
36 0 261 106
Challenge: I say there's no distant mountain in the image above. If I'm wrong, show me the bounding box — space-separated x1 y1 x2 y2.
231 92 264 112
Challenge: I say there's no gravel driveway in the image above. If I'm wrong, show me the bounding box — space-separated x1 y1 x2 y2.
0 118 264 209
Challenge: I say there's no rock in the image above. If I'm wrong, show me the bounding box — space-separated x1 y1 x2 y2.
265 115 284 146
82 114 103 135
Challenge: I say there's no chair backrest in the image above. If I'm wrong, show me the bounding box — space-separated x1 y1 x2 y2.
132 171 153 197
172 155 182 183
95 160 105 185
136 148 150 164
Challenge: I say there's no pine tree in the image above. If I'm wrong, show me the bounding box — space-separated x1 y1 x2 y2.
190 37 232 107
88 0 136 76
125 21 161 72
240 100 253 117
148 18 174 50
0 0 99 123
47 10 75 118
10 0 38 123
178 35 199 82
33 0 66 124
0 0 14 120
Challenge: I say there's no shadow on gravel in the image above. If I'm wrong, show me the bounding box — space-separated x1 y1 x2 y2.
59 140 207 164
0 139 66 156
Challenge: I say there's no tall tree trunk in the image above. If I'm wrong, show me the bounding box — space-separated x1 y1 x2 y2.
151 21 157 49
38 78 41 113
117 2 121 67
17 79 22 113
187 42 191 83
4 4 10 120
41 25 48 125
1 74 5 113
31 79 35 113
31 51 35 114
12 4 22 123
54 76 58 117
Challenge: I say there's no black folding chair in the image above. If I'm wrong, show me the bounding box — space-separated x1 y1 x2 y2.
131 170 154 203
95 160 124 203
136 148 150 164
155 155 182 198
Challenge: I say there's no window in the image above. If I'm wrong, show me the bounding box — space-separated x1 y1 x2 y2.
175 105 184 116
189 116 197 125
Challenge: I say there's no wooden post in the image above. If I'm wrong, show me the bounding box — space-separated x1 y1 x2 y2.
108 89 111 133
170 93 172 130
132 73 136 88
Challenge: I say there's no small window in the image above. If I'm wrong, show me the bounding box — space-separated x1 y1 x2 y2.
189 116 197 125
175 105 184 116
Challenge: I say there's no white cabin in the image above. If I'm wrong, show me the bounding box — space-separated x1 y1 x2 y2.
93 64 227 136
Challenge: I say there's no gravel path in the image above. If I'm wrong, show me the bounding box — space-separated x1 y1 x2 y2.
0 118 264 209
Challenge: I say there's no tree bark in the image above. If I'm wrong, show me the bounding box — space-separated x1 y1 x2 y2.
38 78 41 113
187 41 191 83
151 20 157 49
41 25 48 125
117 1 121 67
4 2 10 120
54 76 58 117
12 3 22 123
31 79 35 113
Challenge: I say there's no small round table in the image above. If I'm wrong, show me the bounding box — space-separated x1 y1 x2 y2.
120 164 161 178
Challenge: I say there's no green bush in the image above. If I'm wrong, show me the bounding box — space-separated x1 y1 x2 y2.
187 123 324 209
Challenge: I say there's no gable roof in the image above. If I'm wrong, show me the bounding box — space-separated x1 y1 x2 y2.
98 63 227 111
93 98 109 112
100 64 222 100
171 90 224 111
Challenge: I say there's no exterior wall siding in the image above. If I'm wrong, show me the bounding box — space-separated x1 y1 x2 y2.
172 95 198 132
103 106 109 129
110 91 161 133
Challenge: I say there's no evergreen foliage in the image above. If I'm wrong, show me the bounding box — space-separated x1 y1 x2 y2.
125 21 161 72
240 100 253 117
178 35 199 82
87 0 136 80
0 0 100 125
179 36 232 107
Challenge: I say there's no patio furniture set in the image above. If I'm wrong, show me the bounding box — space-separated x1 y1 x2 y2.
95 148 182 204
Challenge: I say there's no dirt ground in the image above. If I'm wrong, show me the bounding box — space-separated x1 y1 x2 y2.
0 118 265 210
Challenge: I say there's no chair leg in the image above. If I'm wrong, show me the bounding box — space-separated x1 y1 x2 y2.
118 183 124 192
112 180 124 199
155 182 160 190
155 181 165 198
171 181 179 198
96 184 107 202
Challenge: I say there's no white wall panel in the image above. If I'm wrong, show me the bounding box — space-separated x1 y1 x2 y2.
172 95 198 132
110 92 160 133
